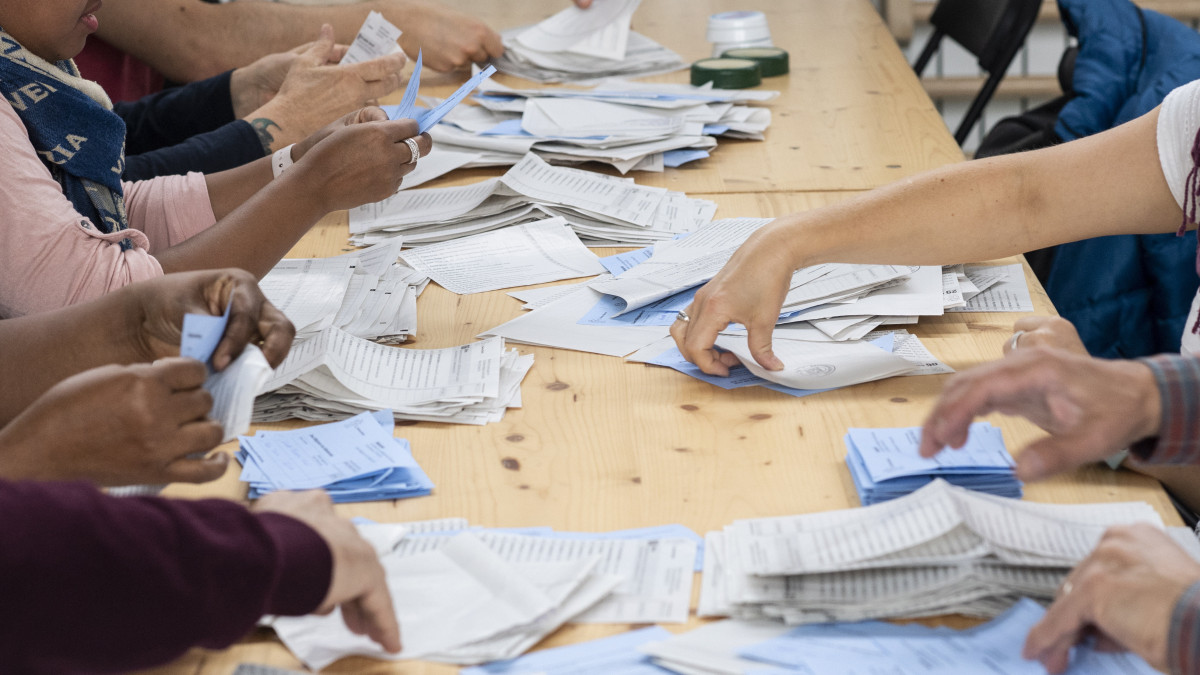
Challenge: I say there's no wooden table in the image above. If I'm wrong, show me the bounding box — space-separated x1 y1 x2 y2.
143 2 1178 673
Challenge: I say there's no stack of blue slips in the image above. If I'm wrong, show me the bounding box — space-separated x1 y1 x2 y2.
236 409 433 503
844 422 1022 505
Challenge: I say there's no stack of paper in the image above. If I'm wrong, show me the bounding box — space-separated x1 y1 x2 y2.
462 626 675 675
350 153 716 247
235 410 433 503
845 422 1022 505
699 479 1164 625
253 329 533 425
494 0 686 83
270 520 698 669
430 78 776 173
259 240 429 344
642 599 1162 675
945 263 1036 313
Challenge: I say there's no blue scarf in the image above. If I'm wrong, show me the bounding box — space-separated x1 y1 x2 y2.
0 29 129 236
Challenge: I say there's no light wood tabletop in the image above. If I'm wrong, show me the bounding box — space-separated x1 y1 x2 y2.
141 1 1178 673
413 0 965 194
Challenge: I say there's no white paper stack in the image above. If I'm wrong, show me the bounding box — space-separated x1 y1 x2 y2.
699 479 1165 625
350 153 716 247
252 328 533 425
271 520 698 669
494 0 686 83
259 239 429 344
431 77 776 173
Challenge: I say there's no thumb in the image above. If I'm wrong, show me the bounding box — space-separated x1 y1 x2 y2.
1014 436 1081 482
165 453 230 484
746 317 783 371
301 24 337 65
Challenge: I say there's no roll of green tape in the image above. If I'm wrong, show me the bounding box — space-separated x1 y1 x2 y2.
721 47 789 77
690 58 762 89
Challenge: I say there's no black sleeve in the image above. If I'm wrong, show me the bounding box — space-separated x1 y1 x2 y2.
115 71 238 154
121 120 267 181
0 479 331 674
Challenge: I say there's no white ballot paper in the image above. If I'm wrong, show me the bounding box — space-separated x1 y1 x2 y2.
516 0 642 61
258 258 356 336
399 218 605 294
639 619 792 675
340 11 404 65
714 334 917 390
271 533 598 668
205 344 272 442
947 263 1035 313
697 480 1165 625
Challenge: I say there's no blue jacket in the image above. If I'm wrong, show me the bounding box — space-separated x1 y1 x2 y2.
1044 0 1200 357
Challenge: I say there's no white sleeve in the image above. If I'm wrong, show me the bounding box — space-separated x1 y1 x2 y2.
1156 79 1200 211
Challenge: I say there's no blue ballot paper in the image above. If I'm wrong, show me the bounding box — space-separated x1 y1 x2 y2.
462 626 675 675
179 301 232 368
737 598 1158 674
663 149 710 167
236 410 434 503
579 286 699 327
387 50 497 133
597 245 654 277
844 422 1022 505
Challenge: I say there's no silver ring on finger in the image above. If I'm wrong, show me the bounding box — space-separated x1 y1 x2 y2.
676 310 690 323
1009 330 1025 352
403 137 420 165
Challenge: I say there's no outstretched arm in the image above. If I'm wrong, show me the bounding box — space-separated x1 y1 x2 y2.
674 107 1182 375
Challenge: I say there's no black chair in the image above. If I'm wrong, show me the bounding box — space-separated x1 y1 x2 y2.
912 0 1043 145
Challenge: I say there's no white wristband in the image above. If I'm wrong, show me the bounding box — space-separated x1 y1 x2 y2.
272 144 296 178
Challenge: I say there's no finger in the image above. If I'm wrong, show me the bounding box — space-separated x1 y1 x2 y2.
167 387 216 424
1013 316 1054 332
350 52 407 82
682 306 734 376
151 357 210 391
482 28 505 60
1015 434 1092 482
211 280 262 371
467 45 490 64
745 315 782 371
355 577 402 653
298 24 337 66
175 419 227 455
258 304 296 368
1023 586 1092 674
414 132 433 157
355 106 388 124
379 118 420 142
329 44 350 64
164 451 230 484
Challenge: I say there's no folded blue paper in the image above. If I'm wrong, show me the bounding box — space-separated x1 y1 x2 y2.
180 301 232 369
738 597 1157 674
844 421 1021 505
597 245 654 277
386 50 497 133
462 626 674 675
236 410 433 503
663 148 710 167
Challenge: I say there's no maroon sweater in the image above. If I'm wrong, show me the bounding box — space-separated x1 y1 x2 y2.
0 480 331 673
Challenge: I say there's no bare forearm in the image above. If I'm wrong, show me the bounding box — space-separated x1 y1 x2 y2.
0 291 146 423
204 157 275 220
161 169 328 278
96 0 415 81
779 110 1182 270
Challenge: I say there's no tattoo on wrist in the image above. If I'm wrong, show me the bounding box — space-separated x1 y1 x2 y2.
250 118 282 153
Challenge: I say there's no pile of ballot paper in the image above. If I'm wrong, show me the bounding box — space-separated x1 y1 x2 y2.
236 410 433 503
428 78 776 174
259 240 428 344
699 479 1167 624
252 329 533 425
493 0 686 83
269 518 700 668
457 595 1170 675
845 422 1023 505
350 153 717 247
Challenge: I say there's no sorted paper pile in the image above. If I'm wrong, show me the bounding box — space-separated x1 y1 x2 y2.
845 422 1022 505
253 329 532 425
699 479 1164 624
432 78 776 173
639 599 1163 675
494 0 686 83
350 153 716 247
259 239 428 344
270 519 698 669
236 410 433 503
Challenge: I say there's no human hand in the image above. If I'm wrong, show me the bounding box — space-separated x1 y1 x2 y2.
918 347 1161 481
125 268 295 371
671 224 798 376
291 106 388 163
1024 524 1200 673
0 358 228 486
1005 316 1088 356
392 0 504 71
289 116 431 213
245 24 406 149
254 491 401 653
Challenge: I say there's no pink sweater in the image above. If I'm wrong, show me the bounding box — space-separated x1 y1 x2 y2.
0 99 217 318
